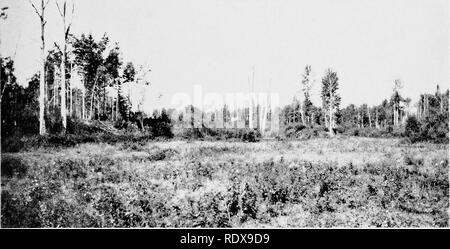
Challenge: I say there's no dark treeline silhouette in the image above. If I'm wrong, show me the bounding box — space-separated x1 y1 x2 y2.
2 53 449 148
278 66 449 143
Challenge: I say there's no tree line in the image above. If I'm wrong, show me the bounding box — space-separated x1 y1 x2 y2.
280 65 449 142
1 1 448 143
1 1 158 137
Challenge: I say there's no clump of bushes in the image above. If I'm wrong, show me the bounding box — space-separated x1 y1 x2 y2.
1 132 159 152
1 156 28 178
1 116 176 152
180 128 261 142
343 127 393 138
67 119 105 135
283 124 328 139
284 123 307 138
404 115 448 143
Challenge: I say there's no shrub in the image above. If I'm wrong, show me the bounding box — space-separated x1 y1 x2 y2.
283 125 328 139
179 128 261 142
67 119 104 135
343 127 389 138
1 137 25 152
284 123 307 138
242 129 261 142
403 114 449 143
404 116 421 142
1 156 28 178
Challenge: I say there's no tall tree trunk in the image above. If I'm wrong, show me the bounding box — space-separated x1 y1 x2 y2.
53 66 57 108
39 34 46 135
248 104 251 128
97 93 100 120
329 108 333 136
375 109 379 129
328 91 333 136
116 82 119 121
82 83 85 120
103 83 106 118
89 77 98 120
419 96 424 120
69 81 72 117
397 103 400 126
110 96 113 120
358 110 361 128
89 91 94 120
37 1 47 135
69 64 73 117
393 105 396 127
61 38 66 132
256 104 260 131
301 108 305 125
299 99 305 125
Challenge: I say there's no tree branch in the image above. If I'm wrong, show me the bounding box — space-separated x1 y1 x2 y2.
43 0 50 9
69 1 75 27
53 42 62 52
28 0 42 18
56 1 64 18
65 23 71 39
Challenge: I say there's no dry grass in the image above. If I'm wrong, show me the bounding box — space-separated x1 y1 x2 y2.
1 137 448 227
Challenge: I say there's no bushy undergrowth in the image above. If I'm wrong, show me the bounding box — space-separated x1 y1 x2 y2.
342 127 398 138
1 133 157 153
1 118 176 152
282 121 448 144
404 115 448 144
2 139 448 227
283 124 329 140
180 128 261 142
282 123 398 140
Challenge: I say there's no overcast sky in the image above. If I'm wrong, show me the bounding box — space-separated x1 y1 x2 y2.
1 0 449 111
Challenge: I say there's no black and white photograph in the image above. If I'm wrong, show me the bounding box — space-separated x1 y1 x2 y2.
0 0 449 237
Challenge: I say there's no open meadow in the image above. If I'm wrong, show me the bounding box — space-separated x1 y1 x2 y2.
1 136 448 227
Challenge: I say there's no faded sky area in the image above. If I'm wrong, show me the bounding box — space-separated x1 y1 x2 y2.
1 0 449 113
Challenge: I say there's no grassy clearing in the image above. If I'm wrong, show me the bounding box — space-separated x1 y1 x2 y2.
1 137 448 227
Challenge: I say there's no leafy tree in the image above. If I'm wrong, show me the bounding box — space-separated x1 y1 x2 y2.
1 58 40 137
122 62 136 83
104 43 122 120
404 115 420 141
118 62 135 121
72 33 109 119
44 47 62 115
321 69 341 136
301 65 314 125
1 57 20 136
391 79 403 127
339 104 358 129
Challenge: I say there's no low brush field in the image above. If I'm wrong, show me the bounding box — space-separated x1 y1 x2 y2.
1 137 448 227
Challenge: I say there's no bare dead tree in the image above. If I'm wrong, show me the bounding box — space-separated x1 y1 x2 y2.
29 0 50 135
56 0 74 133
